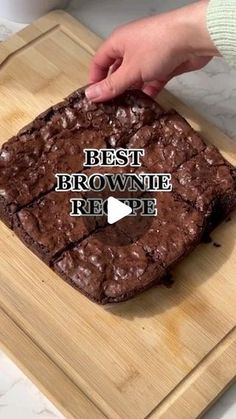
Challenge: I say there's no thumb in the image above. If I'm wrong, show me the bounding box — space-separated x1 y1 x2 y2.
85 65 136 102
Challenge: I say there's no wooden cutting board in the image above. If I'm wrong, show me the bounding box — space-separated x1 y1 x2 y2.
0 10 235 419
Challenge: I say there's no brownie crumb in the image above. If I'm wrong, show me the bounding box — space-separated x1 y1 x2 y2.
202 234 212 244
163 273 174 288
213 242 221 248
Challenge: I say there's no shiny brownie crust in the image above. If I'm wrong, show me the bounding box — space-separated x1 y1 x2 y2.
0 87 162 227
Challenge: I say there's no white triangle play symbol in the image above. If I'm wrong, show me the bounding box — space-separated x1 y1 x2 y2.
107 197 132 225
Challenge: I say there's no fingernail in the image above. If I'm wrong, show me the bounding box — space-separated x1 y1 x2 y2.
85 84 102 101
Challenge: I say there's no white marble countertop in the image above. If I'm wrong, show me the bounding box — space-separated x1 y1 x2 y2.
0 1 235 418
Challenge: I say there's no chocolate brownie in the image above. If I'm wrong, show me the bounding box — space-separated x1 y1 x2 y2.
173 146 236 216
0 86 235 304
53 226 165 304
0 88 163 227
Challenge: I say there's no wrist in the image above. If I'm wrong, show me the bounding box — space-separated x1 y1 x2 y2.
176 1 220 57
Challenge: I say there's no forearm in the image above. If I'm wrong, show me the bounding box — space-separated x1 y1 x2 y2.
207 0 236 64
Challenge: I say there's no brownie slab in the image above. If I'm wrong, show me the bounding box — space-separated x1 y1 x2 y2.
0 86 236 304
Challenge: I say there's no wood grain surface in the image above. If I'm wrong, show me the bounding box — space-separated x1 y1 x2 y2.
0 10 235 419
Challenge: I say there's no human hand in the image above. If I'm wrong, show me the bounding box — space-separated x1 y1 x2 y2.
86 1 219 102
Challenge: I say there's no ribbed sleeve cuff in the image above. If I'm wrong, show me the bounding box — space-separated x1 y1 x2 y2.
207 0 236 64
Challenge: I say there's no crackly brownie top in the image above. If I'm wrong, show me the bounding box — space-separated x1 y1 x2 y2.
65 88 163 147
83 164 143 200
53 191 206 302
7 88 162 147
15 191 96 257
0 129 106 211
127 113 205 150
54 226 165 302
0 89 162 212
1 85 236 304
173 145 236 212
118 192 205 267
127 113 206 172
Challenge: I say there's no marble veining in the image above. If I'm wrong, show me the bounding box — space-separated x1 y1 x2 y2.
0 351 63 419
0 0 235 418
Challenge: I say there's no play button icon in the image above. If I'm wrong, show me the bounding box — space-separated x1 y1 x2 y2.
107 197 132 225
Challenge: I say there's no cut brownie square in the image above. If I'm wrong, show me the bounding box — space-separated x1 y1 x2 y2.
173 145 236 219
128 112 206 172
0 129 106 227
53 226 165 304
128 112 205 150
14 191 96 264
117 192 205 268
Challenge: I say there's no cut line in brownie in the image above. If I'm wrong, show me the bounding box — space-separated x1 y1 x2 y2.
82 164 145 229
13 191 97 264
13 163 151 262
116 192 206 269
0 128 106 227
9 88 162 148
65 87 163 147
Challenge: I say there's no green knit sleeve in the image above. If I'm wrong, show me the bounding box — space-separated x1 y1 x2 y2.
207 0 236 64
